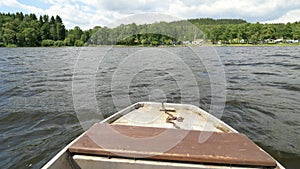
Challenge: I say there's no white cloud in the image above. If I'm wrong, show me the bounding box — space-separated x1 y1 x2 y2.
165 0 298 22
107 13 182 28
45 2 89 28
263 9 300 23
0 0 20 6
0 0 45 13
1 0 300 29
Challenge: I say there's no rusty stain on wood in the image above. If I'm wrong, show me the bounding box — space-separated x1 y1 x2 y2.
216 124 232 133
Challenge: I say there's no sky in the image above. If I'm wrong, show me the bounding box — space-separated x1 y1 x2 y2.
1 0 300 29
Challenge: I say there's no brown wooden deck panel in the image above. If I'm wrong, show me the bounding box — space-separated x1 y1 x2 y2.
69 123 276 167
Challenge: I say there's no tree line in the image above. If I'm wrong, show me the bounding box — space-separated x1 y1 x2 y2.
193 20 300 44
0 12 89 47
1 12 300 47
0 12 65 47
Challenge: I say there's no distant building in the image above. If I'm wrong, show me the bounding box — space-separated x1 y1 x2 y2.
192 39 203 45
286 39 299 43
264 39 275 44
171 41 182 45
182 41 191 45
240 39 246 43
274 39 283 43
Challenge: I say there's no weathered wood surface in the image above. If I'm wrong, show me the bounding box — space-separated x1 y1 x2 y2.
69 123 276 167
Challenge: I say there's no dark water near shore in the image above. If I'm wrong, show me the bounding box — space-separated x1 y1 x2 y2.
0 46 299 169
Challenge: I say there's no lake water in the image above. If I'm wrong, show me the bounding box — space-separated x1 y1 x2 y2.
0 46 299 169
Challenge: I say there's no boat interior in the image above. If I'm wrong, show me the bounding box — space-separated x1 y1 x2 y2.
43 102 282 169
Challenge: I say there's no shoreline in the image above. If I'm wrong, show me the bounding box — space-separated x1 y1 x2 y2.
1 43 300 48
211 43 300 47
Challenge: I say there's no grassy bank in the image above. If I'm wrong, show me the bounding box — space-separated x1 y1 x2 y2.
211 43 300 47
1 42 300 48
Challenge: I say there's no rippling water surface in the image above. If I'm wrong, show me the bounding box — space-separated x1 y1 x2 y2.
0 46 299 169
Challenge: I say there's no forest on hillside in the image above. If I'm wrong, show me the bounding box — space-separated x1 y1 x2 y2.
1 12 300 47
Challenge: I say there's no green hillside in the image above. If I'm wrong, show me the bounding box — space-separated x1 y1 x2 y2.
0 12 299 47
